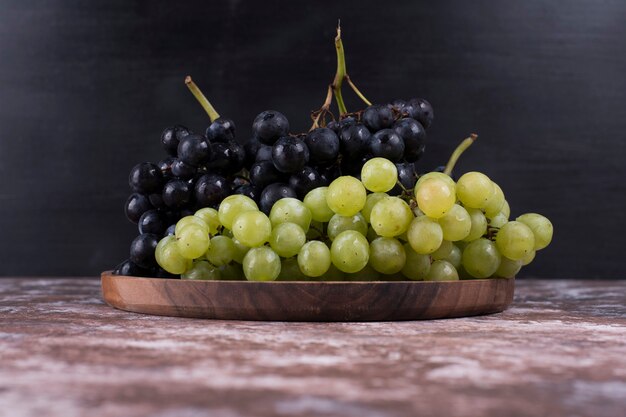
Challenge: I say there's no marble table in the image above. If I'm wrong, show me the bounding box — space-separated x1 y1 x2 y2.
0 278 625 417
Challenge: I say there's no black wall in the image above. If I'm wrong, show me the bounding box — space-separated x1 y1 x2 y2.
1 0 625 278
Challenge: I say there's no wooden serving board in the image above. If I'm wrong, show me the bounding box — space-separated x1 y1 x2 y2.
101 271 514 321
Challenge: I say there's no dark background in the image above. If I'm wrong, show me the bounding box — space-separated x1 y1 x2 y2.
1 0 624 278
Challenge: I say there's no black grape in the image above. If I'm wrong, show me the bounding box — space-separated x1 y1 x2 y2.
392 162 418 194
249 161 283 189
289 166 325 199
393 118 426 162
194 174 230 208
206 117 236 143
341 154 370 178
305 128 340 165
234 184 260 202
148 193 166 210
255 144 273 162
252 110 290 145
404 98 434 129
339 124 370 156
161 125 191 157
259 183 297 214
271 136 309 173
388 99 406 113
164 224 176 236
125 193 152 224
177 134 212 166
243 136 262 167
207 141 245 175
129 234 158 269
162 179 193 209
171 159 197 180
138 209 167 235
114 259 152 277
362 105 394 131
129 162 163 194
369 129 405 161
157 157 176 179
317 163 342 184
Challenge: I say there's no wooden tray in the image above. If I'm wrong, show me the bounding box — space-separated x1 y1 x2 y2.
101 271 514 321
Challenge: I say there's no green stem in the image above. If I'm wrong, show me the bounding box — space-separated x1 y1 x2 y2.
185 76 220 122
444 134 478 176
345 75 372 106
332 25 348 116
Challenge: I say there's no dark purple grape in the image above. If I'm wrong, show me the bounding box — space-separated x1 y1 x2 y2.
234 184 260 202
305 128 340 165
162 179 193 209
393 118 426 162
317 163 342 184
362 105 394 131
157 157 176 178
206 141 245 175
161 125 191 157
249 161 283 189
243 136 262 167
206 117 236 142
148 193 166 210
194 174 230 208
339 124 370 156
271 136 309 173
129 233 158 269
114 259 152 277
177 134 212 167
171 159 197 180
369 129 405 161
165 224 176 236
326 120 339 132
129 162 163 194
289 166 325 199
253 110 290 145
138 210 167 235
259 183 297 214
404 98 434 129
125 193 152 224
255 144 273 162
153 268 179 279
388 99 406 113
391 162 418 194
341 154 370 178
230 176 250 189
338 116 357 131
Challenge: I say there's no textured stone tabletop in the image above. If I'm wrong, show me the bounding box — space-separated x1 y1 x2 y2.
0 278 625 417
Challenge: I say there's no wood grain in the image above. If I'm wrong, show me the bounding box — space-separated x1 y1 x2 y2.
101 272 514 321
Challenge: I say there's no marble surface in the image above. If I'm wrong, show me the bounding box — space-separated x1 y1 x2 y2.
0 278 625 417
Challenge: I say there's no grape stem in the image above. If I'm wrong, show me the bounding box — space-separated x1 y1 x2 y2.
443 133 478 176
310 85 334 131
185 76 220 122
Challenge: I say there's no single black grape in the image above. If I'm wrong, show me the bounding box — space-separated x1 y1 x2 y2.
272 136 309 173
194 174 230 208
125 193 152 224
171 159 197 180
233 184 260 202
153 268 179 279
362 105 394 131
337 116 357 131
255 144 273 162
206 117 236 142
162 179 193 209
129 162 163 194
177 134 212 167
388 99 406 113
392 162 418 194
317 163 342 184
259 183 297 214
253 110 290 145
243 136 262 167
138 209 167 235
161 125 191 157
393 118 426 162
114 259 152 277
369 129 405 161
157 157 176 178
148 193 166 210
326 120 339 132
249 161 283 189
341 154 370 178
206 141 245 175
305 128 340 165
289 166 325 199
404 98 434 129
339 124 370 156
129 234 159 269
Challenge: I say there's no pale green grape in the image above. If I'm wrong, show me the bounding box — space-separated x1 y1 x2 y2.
242 247 281 281
361 192 388 223
495 221 535 261
231 238 250 264
416 172 456 190
218 195 258 230
370 197 413 237
438 204 471 241
456 171 494 209
345 264 380 281
431 240 454 260
219 263 244 280
277 257 309 281
494 257 522 278
194 208 221 235
490 213 509 228
443 244 462 269
176 224 210 259
297 240 331 277
269 222 306 258
401 243 431 280
326 176 367 216
407 216 443 254
369 237 406 274
484 183 505 218
156 236 189 274
175 215 209 236
415 177 456 218
327 213 367 241
461 238 502 278
303 187 334 222
330 230 370 273
425 260 459 281
205 235 236 266
361 157 398 192
520 249 536 266
232 210 272 247
463 208 488 242
516 213 553 250
500 200 510 219
182 260 221 280
269 198 312 231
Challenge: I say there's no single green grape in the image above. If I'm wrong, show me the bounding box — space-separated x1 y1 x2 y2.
520 249 536 266
298 240 331 277
431 240 454 260
416 172 456 190
456 171 494 209
361 157 398 192
156 235 189 274
176 224 210 259
500 200 510 219
231 238 250 264
205 235 236 266
438 204 472 241
232 210 272 247
516 213 553 250
361 192 388 224
194 208 221 235
495 221 535 261
484 183 505 218
425 260 459 281
407 216 443 254
443 244 462 269
277 257 309 281
461 238 502 278
401 243 431 281
175 215 209 236
269 198 312 232
303 187 334 223
369 237 406 275
327 213 368 241
242 247 281 281
330 230 370 273
490 213 509 228
463 208 488 242
326 176 367 216
269 222 306 258
218 195 258 230
182 260 221 280
494 256 522 278
370 197 413 237
415 177 456 218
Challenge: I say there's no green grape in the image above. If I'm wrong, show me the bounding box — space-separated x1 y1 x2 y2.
156 236 189 274
182 260 221 280
242 247 281 281
520 249 536 266
219 263 244 280
330 230 370 273
438 204 471 241
345 263 380 281
327 213 368 241
463 208 488 242
443 244 462 269
457 263 473 280
269 222 306 258
401 243 431 280
306 220 325 240
326 176 367 216
431 240 454 260
500 200 510 219
194 208 221 235
361 157 398 192
218 195 258 230
415 177 456 218
416 172 456 190
494 257 522 278
425 260 459 281
303 187 334 223
175 215 209 236
361 192 388 223
205 235 236 266
369 237 406 274
366 225 381 242
407 216 443 254
490 213 509 228
370 197 413 237
297 240 331 277
231 238 250 264
176 224 210 259
232 210 272 247
495 221 535 261
318 262 346 281
456 171 494 209
484 183 505 218
269 198 312 232
516 213 553 250
277 257 309 281
461 238 502 278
